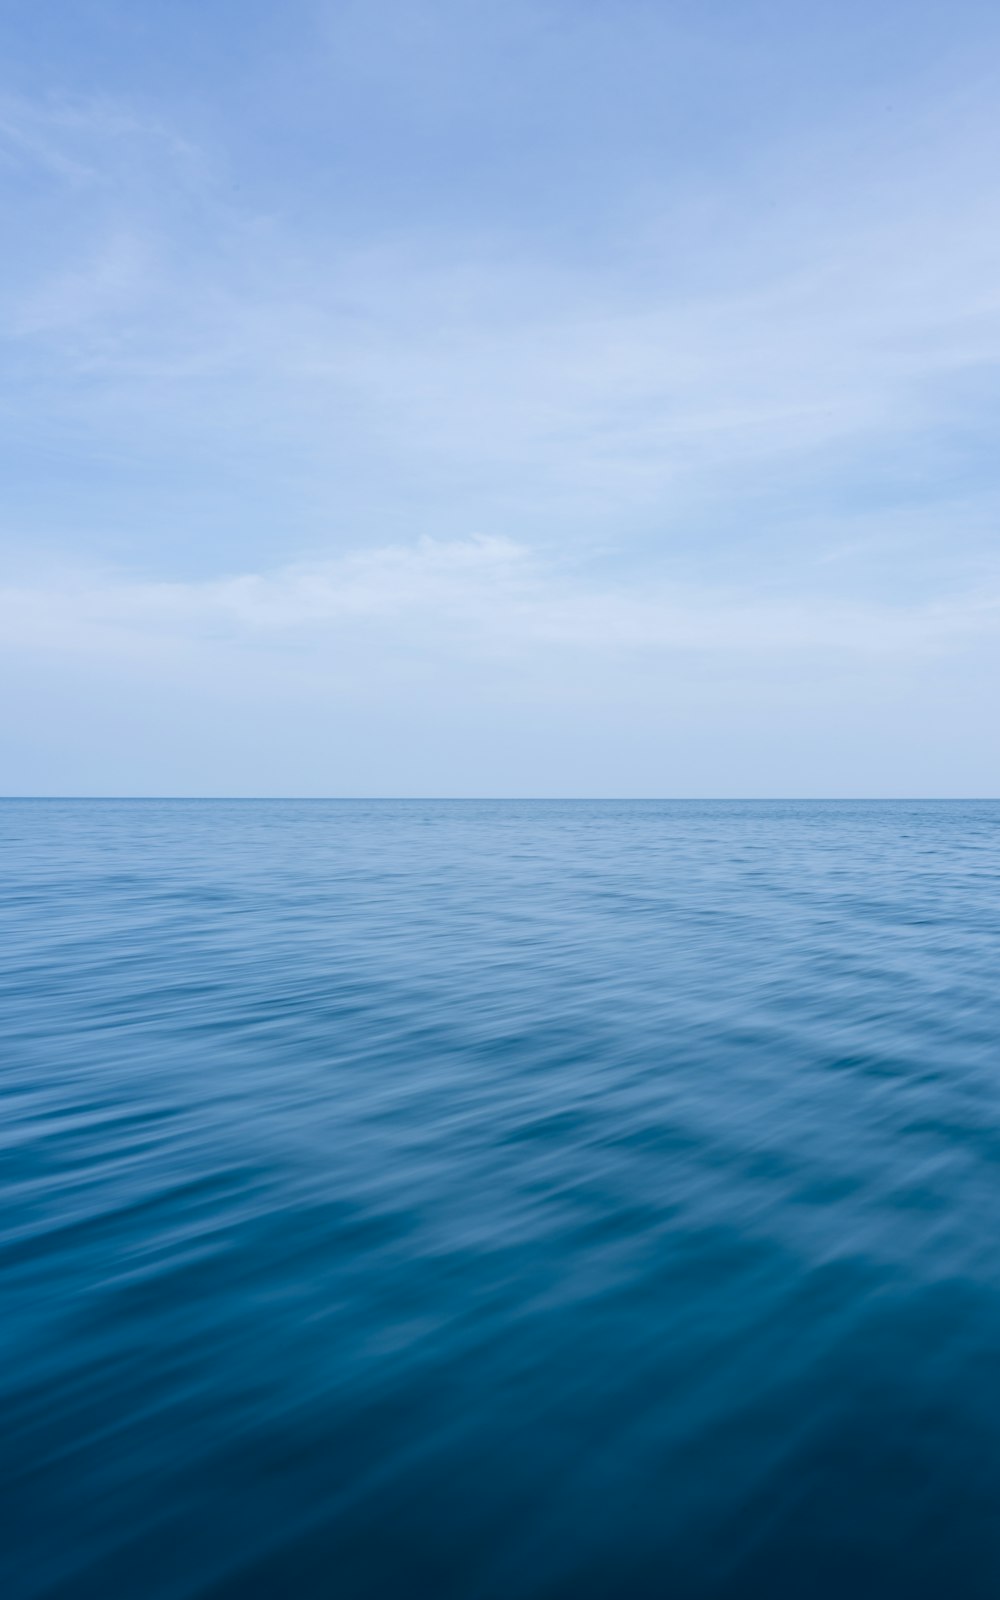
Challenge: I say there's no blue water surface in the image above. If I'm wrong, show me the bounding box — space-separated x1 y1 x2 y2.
2 799 999 1598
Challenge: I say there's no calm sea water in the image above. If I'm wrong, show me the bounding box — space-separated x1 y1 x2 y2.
2 799 999 1598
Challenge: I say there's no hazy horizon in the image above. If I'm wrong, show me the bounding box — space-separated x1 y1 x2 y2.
3 795 997 804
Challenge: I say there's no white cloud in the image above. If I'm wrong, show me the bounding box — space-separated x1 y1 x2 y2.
4 68 1000 557
3 537 995 665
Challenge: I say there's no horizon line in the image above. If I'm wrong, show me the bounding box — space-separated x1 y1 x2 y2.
2 796 997 805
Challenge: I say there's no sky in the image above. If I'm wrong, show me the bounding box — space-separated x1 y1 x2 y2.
1 0 999 795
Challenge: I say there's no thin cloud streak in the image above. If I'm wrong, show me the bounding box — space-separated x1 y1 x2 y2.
4 538 996 664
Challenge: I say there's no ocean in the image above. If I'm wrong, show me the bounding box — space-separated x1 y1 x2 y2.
2 799 999 1598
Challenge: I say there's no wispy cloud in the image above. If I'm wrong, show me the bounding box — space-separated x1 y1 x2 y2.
4 537 995 663
0 90 205 188
4 62 1000 554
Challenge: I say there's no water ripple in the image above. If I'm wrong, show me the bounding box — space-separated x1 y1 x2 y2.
2 800 1000 1598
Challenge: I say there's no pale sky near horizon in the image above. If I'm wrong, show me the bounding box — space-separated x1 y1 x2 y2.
2 0 999 795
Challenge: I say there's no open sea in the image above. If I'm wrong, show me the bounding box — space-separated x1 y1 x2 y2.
2 798 999 1598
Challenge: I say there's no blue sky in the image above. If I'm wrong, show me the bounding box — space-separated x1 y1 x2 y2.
2 0 998 794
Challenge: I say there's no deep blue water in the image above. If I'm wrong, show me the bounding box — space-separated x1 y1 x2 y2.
2 799 1000 1599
